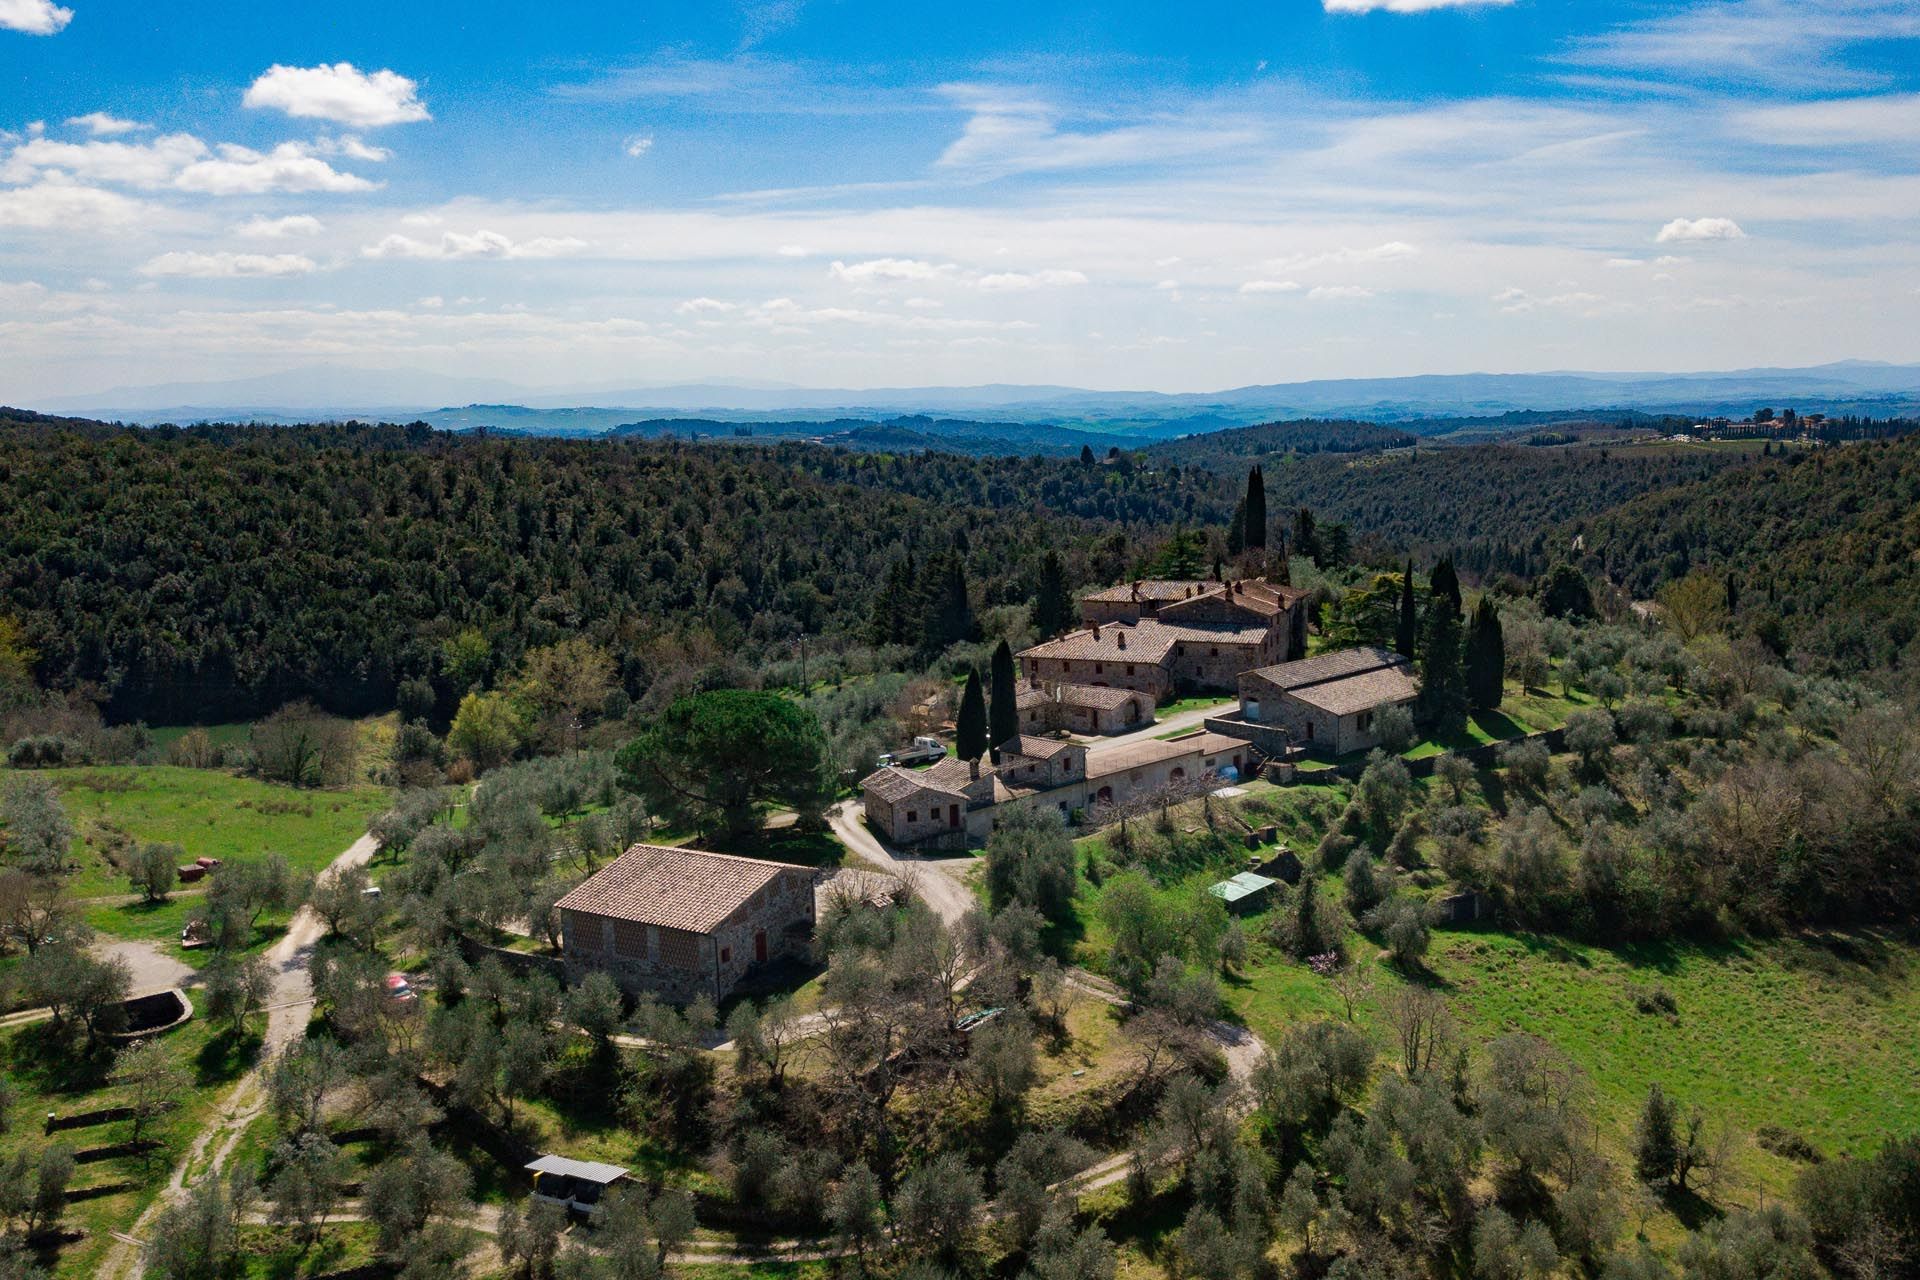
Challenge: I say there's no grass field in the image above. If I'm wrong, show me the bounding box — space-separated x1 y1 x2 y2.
0 1015 262 1278
21 766 389 900
1227 924 1920 1193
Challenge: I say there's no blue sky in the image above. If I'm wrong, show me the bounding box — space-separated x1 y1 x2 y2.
2 0 1918 400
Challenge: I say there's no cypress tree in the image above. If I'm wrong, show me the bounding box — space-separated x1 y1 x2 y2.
1466 597 1505 711
1396 561 1419 657
1293 507 1320 563
1634 1083 1680 1187
1226 497 1247 557
956 667 988 762
1419 596 1468 736
1033 551 1074 638
1431 557 1462 617
1244 465 1267 550
919 552 975 655
989 639 1020 749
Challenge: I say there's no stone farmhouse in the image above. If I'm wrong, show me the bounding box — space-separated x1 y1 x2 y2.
1017 578 1308 703
860 730 1252 848
1221 646 1419 757
1016 682 1154 736
556 843 816 1004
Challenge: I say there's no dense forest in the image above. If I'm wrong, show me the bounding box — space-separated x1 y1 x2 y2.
1148 418 1419 460
0 414 1230 724
1249 445 1763 574
1586 435 1920 675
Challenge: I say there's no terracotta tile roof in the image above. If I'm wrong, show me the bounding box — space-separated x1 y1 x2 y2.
555 843 812 935
1018 618 1268 664
1085 732 1247 779
1289 665 1420 717
1082 580 1211 604
922 756 988 791
1000 734 1076 760
1021 687 1136 717
1246 646 1408 692
859 765 966 804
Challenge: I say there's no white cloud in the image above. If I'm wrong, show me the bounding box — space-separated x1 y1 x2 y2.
1 133 375 194
1266 241 1419 272
903 296 942 309
1238 279 1301 294
138 251 318 278
935 84 1256 176
1606 257 1644 268
66 111 146 136
235 214 324 239
1732 93 1920 144
362 229 589 260
0 178 146 229
1560 0 1920 87
175 142 378 195
243 63 430 128
1 132 208 187
976 268 1087 291
1325 0 1513 12
1657 216 1746 243
623 134 654 158
417 295 443 308
0 0 71 35
676 297 736 314
830 257 956 284
1308 285 1375 300
309 134 391 162
776 244 812 257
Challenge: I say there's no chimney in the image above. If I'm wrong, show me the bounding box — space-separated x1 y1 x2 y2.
969 758 980 780
1091 624 1100 640
1131 580 1141 601
1117 631 1127 650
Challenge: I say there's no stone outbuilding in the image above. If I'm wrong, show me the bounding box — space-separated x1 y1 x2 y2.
1232 647 1419 757
1016 683 1154 735
557 844 816 1004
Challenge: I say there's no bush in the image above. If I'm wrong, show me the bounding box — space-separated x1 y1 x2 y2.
1374 703 1417 753
5 735 85 768
1500 739 1551 789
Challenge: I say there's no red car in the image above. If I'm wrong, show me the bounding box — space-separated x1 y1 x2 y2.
385 973 419 1007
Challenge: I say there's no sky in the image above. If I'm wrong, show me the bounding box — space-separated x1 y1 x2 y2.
2 0 1919 401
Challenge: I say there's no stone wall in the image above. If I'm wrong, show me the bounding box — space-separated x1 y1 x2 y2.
561 867 816 1005
1023 656 1170 700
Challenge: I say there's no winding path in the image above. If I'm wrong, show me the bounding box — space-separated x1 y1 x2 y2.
98 832 381 1280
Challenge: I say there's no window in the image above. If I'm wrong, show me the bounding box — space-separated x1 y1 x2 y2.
1126 664 1135 675
720 946 731 964
1210 647 1219 656
906 809 917 823
1094 663 1104 674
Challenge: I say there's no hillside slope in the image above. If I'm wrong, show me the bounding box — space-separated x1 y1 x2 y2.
1587 436 1920 671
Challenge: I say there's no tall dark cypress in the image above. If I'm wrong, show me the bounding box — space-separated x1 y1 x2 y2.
1293 507 1320 563
989 639 1020 749
1419 597 1468 736
1396 560 1419 657
1467 596 1505 712
1226 497 1247 557
1033 551 1074 638
1244 465 1267 550
919 551 975 655
956 667 988 762
1432 557 1462 617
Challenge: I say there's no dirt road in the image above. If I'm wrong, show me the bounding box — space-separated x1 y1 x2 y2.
826 800 978 928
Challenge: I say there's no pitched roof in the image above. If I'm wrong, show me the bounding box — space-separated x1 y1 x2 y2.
1210 871 1278 903
922 755 990 791
1086 731 1246 779
1246 646 1408 692
859 765 966 804
525 1155 630 1184
555 843 812 935
998 734 1076 760
1019 618 1270 664
1020 682 1143 711
1081 580 1210 604
1289 665 1420 717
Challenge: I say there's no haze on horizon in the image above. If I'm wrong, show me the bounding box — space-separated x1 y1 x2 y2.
2 0 1918 404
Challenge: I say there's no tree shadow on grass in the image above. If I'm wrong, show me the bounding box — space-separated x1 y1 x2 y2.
1662 1183 1725 1232
257 1232 349 1280
1471 709 1527 741
195 1028 263 1086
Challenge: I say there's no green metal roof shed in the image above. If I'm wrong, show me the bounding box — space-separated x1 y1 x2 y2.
1209 870 1279 914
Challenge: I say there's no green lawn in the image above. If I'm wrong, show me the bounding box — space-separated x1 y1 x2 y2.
1228 926 1920 1183
147 722 253 754
0 1015 263 1278
23 766 389 900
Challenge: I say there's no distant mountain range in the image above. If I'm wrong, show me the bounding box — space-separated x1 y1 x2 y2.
22 360 1920 438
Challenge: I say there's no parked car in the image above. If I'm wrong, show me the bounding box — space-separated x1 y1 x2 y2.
385 972 419 1008
875 736 947 769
